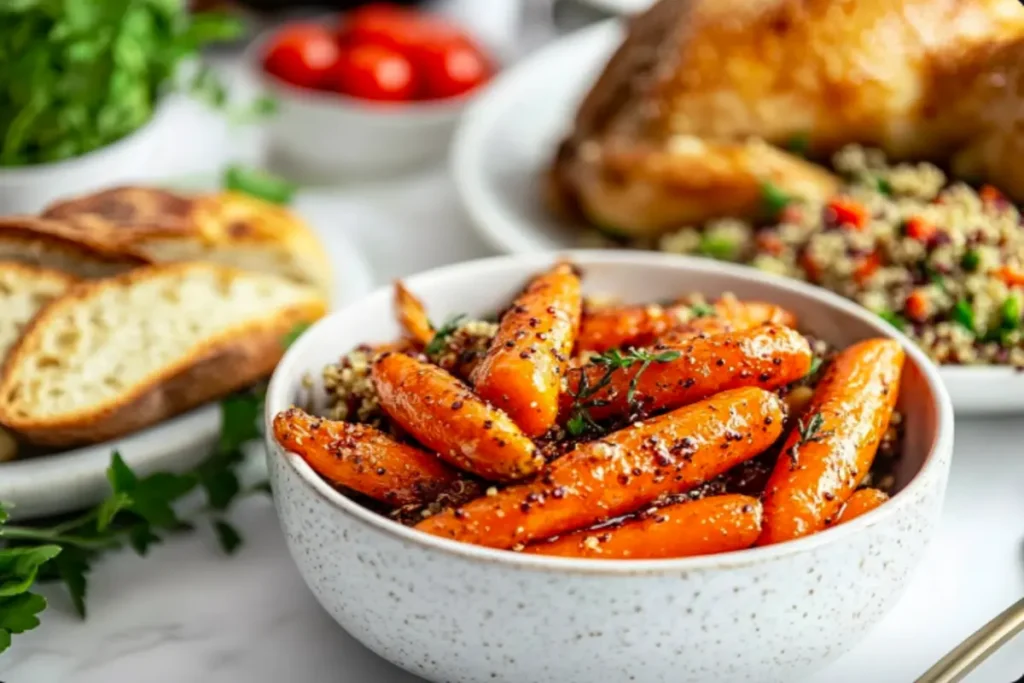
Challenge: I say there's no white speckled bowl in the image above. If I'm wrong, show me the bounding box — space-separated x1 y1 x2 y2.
266 251 954 683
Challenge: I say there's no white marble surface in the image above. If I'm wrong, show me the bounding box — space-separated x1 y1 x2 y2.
3 5 1024 682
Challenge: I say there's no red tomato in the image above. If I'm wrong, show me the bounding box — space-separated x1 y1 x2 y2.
329 43 418 102
419 38 492 99
263 24 340 89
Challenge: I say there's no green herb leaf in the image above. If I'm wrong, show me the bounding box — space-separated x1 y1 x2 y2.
785 133 810 157
878 310 908 332
952 300 975 333
213 520 242 555
425 314 467 356
698 234 738 261
0 546 61 597
223 165 297 205
875 177 893 196
690 303 716 319
961 250 981 273
761 181 792 218
1001 296 1021 330
566 413 587 437
283 322 310 349
807 356 823 377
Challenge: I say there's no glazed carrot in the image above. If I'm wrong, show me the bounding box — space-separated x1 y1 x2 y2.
654 296 798 346
576 302 686 353
560 324 811 423
394 281 434 347
833 488 889 526
273 407 460 507
472 262 582 437
415 387 784 549
524 495 762 560
373 352 543 481
757 338 904 546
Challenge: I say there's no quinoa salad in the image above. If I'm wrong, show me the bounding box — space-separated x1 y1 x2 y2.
584 145 1024 367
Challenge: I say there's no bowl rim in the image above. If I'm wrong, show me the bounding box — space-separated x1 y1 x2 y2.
266 250 955 575
242 22 488 121
0 97 172 180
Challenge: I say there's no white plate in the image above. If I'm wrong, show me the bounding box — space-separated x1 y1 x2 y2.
575 0 654 15
451 19 1024 415
0 194 375 521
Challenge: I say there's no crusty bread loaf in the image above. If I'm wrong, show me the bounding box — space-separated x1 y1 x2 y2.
0 262 328 447
0 262 77 461
0 217 147 278
43 187 334 297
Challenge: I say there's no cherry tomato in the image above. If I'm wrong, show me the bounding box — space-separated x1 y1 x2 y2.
263 24 340 89
329 43 419 102
418 37 492 99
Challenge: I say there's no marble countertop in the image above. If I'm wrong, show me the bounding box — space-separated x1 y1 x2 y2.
4 6 1024 681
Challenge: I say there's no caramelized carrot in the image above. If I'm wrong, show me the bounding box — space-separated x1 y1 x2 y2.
833 488 889 526
757 339 904 546
524 495 762 560
373 352 543 481
654 296 797 346
415 387 784 549
273 407 460 506
394 281 434 347
472 262 582 437
561 324 811 423
576 303 685 353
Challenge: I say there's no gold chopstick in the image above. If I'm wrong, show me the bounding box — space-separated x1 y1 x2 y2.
915 596 1024 683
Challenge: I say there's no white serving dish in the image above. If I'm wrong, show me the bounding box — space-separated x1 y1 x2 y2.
451 19 1024 415
266 250 954 683
246 32 475 181
0 103 174 215
0 199 375 521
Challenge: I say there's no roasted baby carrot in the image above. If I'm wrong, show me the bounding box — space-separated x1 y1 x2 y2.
273 407 460 506
373 351 543 481
415 387 784 549
394 281 434 347
560 324 811 423
655 296 798 346
577 296 798 353
472 262 582 437
833 488 889 526
523 494 762 560
757 338 904 546
576 302 687 353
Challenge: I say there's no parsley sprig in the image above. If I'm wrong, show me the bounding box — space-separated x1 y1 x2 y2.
566 348 681 437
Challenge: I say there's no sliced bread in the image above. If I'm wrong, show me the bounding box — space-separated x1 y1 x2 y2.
43 187 333 297
0 262 328 447
0 217 147 278
0 262 78 461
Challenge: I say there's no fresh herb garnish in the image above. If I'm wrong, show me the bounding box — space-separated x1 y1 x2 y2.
807 356 823 377
223 165 297 205
875 177 893 196
698 234 738 261
565 348 681 436
761 181 792 217
961 250 981 273
690 303 716 319
789 412 833 464
1001 296 1021 330
878 310 908 332
785 133 810 157
425 314 467 356
0 5 247 167
952 300 975 333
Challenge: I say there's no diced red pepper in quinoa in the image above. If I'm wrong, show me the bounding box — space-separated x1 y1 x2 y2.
799 251 823 283
903 216 935 243
981 185 1004 205
997 265 1024 288
756 232 785 256
904 289 930 322
853 251 881 284
826 197 869 230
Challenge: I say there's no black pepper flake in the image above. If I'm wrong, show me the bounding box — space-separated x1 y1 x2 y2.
528 317 540 328
764 416 774 425
759 372 772 382
546 306 557 314
683 378 696 388
520 502 532 513
453 509 467 520
716 358 725 367
451 400 464 411
504 340 515 349
551 486 567 499
519 351 531 359
515 330 528 340
536 332 548 341
513 305 528 314
376 467 387 475
823 492 836 501
773 358 782 366
654 452 673 467
742 504 754 514
483 420 493 430
496 439 507 448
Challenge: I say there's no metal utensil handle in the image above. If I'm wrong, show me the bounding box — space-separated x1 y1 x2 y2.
915 596 1024 683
